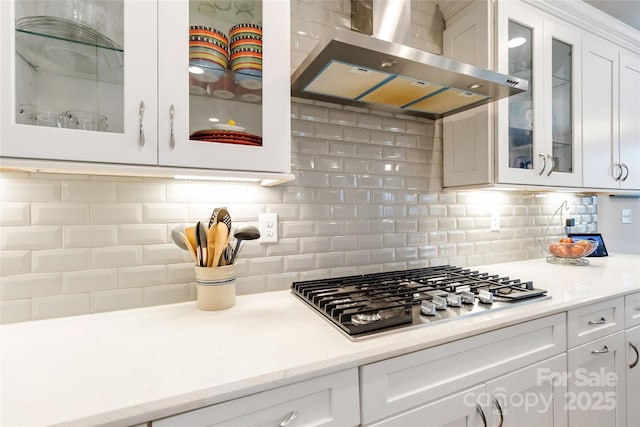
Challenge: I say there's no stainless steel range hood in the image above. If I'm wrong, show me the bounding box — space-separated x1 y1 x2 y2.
291 0 528 120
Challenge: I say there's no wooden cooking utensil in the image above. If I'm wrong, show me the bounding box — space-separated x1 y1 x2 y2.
206 222 217 267
212 222 229 268
180 231 197 263
184 225 197 255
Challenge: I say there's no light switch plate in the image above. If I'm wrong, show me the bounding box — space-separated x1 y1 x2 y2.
259 213 278 242
490 210 500 231
622 208 632 224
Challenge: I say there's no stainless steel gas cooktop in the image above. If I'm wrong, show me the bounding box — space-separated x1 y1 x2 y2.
291 265 549 340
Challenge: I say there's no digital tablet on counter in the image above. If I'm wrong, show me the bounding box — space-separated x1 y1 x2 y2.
568 233 609 257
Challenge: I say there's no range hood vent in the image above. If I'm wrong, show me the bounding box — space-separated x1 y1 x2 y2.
291 0 528 120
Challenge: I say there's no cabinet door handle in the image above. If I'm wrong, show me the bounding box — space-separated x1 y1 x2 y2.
614 163 623 181
621 163 629 181
591 345 610 354
493 397 504 427
630 342 639 369
588 317 606 325
635 306 640 311
476 404 487 427
546 154 554 176
169 105 176 149
278 410 297 426
538 153 547 176
138 100 146 146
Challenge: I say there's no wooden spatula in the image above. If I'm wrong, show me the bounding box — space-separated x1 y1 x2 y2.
211 222 229 267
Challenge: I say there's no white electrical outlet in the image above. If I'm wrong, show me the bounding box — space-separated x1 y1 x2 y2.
490 210 500 231
622 208 632 224
259 213 278 243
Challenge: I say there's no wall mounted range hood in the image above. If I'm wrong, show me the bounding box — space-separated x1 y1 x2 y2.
291 0 528 120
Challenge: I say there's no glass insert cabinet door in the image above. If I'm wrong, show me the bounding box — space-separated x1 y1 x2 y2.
0 0 158 164
157 0 291 174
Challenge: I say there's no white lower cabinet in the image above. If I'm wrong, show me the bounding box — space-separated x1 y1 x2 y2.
152 368 360 427
626 326 640 426
567 331 627 427
360 314 566 425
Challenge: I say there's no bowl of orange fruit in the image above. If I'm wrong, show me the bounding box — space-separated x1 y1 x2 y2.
546 237 598 259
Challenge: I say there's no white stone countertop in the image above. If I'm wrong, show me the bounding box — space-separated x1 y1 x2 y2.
1 255 639 426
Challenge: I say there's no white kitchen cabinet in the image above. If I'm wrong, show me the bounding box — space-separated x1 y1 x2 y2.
567 331 627 427
153 368 360 427
442 0 582 189
359 313 566 424
626 291 640 329
567 296 625 348
583 34 640 191
627 325 640 427
0 0 291 179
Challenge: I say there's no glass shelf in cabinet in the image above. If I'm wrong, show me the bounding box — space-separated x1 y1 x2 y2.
15 26 123 84
189 67 262 106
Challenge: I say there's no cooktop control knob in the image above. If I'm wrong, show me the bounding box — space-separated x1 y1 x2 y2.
420 301 437 316
432 295 447 310
447 293 462 307
460 291 475 304
479 289 494 304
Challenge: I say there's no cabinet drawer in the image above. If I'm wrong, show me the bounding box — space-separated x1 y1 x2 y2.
568 297 624 348
360 314 566 425
153 368 360 427
625 292 640 328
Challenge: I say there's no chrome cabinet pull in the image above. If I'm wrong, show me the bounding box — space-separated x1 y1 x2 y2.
476 404 487 427
169 104 176 149
494 397 504 427
138 100 146 146
614 163 623 181
546 154 554 176
621 163 629 181
630 343 639 369
538 153 547 176
635 306 640 311
278 411 297 427
591 345 610 354
588 317 606 325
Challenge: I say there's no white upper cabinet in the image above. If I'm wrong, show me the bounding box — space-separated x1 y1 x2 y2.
443 0 582 189
496 2 582 187
0 0 158 165
583 34 640 191
0 0 291 180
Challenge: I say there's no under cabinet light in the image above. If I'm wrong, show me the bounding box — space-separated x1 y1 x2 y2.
173 175 260 183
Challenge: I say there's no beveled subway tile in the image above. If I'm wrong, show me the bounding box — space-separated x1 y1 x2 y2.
358 234 383 250
266 238 300 256
344 220 370 234
358 144 383 159
370 130 395 146
142 204 189 223
0 178 60 202
32 203 90 225
62 269 116 294
358 204 383 219
382 117 405 132
396 219 418 233
343 126 370 143
396 246 418 261
356 113 382 130
315 221 343 236
119 224 166 245
395 163 418 177
166 263 195 284
330 141 357 157
236 275 267 295
316 252 345 269
315 188 343 204
314 156 343 171
0 273 60 299
371 190 395 203
91 288 142 313
282 187 315 203
298 137 330 155
314 122 343 140
395 134 417 148
331 204 358 220
344 189 369 204
118 265 166 288
437 217 456 231
383 233 406 247
91 203 142 225
0 299 31 324
282 221 315 238
329 108 357 126
64 225 117 248
298 171 330 187
344 158 369 174
0 251 30 276
345 250 370 266
371 219 394 233
143 244 191 265
383 176 406 189
330 173 357 188
331 235 358 251
369 160 392 175
32 293 90 320
266 272 299 291
62 181 115 202
116 182 166 203
407 232 428 246
291 118 314 136
382 147 407 161
299 204 330 220
300 236 331 253
283 254 315 272
371 248 395 264
357 174 383 189
142 284 190 307
0 202 30 226
91 246 142 268
31 248 90 273
299 103 329 122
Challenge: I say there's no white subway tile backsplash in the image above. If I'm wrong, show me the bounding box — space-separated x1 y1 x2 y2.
0 203 30 226
0 251 30 276
266 272 299 291
344 220 370 235
315 221 343 236
298 171 330 187
357 234 383 250
32 203 90 226
299 103 329 122
143 284 190 307
0 299 31 323
371 219 395 233
358 145 383 159
383 233 407 247
343 126 370 143
62 269 117 294
92 288 142 313
166 263 195 284
91 246 142 268
1 226 62 250
331 235 358 251
91 203 142 224
283 254 315 272
345 250 371 266
64 225 117 248
32 293 90 320
330 173 357 188
236 275 267 295
0 179 60 202
370 130 395 146
314 157 343 171
117 182 166 203
299 204 330 220
249 256 284 275
396 246 419 261
331 205 358 220
0 273 60 299
300 237 331 253
266 238 300 256
330 141 357 157
316 252 344 269
143 244 191 265
298 137 330 155
32 248 90 273
143 204 189 223
357 113 382 130
314 123 343 140
120 224 167 245
62 181 115 202
118 265 166 288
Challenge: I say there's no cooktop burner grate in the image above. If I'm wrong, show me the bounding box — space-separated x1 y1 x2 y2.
291 265 548 339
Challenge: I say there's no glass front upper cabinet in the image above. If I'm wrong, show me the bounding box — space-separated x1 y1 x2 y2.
550 38 573 174
507 20 534 171
14 0 124 133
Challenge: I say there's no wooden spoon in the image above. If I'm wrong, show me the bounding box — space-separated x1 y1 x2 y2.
180 231 197 264
211 222 229 267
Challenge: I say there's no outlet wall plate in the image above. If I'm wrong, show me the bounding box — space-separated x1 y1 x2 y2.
259 213 278 243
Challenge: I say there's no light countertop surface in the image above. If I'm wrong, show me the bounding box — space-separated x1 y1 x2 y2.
1 255 639 426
